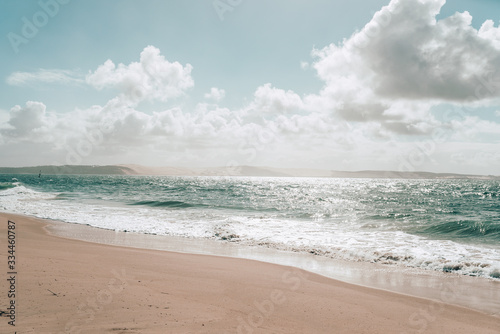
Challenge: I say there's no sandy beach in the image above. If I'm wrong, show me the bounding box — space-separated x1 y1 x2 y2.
0 212 499 334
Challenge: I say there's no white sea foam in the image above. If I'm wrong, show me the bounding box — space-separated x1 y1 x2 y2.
1 180 499 279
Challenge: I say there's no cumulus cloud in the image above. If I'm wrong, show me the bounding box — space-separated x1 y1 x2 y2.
204 87 226 101
86 45 194 104
302 0 500 142
313 0 500 103
0 97 254 166
251 83 304 114
1 102 51 139
3 3 500 173
6 69 84 86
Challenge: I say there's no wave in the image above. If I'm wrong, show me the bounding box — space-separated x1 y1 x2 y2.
0 182 19 191
129 200 206 209
418 220 500 241
51 193 79 200
210 226 500 279
2 175 499 280
128 199 282 213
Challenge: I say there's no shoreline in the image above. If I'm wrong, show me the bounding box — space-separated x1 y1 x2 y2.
46 216 500 316
0 212 499 333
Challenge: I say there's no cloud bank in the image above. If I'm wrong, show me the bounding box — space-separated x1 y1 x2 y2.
2 0 500 173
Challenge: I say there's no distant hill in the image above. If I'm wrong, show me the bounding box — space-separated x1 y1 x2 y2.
0 164 498 180
0 165 135 175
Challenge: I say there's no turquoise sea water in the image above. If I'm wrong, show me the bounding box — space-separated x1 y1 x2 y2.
1 174 499 278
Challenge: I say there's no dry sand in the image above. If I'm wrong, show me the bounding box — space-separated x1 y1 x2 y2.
0 212 498 334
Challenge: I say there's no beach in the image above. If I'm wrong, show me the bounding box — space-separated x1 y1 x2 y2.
2 0 500 331
0 212 498 333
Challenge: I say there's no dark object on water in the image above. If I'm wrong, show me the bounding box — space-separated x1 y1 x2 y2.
39 170 41 178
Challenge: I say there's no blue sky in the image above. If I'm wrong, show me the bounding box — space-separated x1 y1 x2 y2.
1 0 500 174
0 0 390 111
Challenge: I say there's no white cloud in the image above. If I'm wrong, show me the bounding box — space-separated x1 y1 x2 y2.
3 2 500 174
204 87 226 101
450 116 500 141
6 69 84 86
313 0 500 103
251 83 304 114
301 0 500 141
86 45 194 104
479 19 500 50
0 102 53 141
0 94 497 172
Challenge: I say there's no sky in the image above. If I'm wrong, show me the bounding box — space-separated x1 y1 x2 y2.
1 0 500 175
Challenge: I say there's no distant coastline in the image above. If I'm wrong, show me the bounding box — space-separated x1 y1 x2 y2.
0 164 498 179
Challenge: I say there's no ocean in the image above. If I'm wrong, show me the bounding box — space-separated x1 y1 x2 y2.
1 174 499 279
